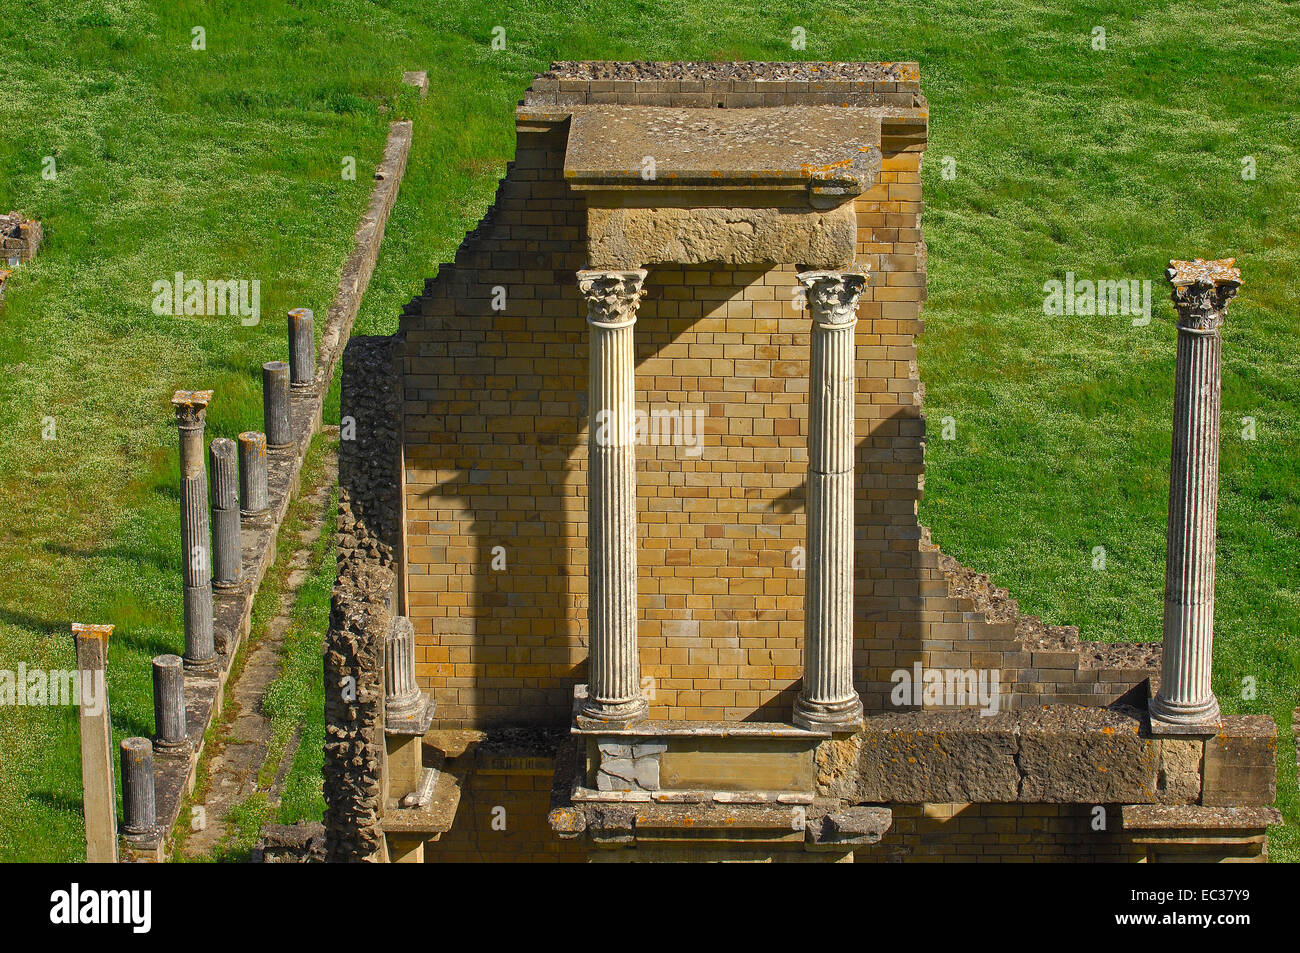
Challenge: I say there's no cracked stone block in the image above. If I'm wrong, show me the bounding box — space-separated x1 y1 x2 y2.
597 755 661 792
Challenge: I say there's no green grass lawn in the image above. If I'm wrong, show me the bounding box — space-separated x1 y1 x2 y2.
1 0 1296 862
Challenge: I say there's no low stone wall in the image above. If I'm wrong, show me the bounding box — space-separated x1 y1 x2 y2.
815 708 1275 808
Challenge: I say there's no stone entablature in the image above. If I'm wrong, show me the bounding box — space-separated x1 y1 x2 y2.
525 61 924 109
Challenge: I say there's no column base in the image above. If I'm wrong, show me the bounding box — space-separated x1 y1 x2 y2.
1149 692 1221 734
579 696 648 726
793 693 864 733
182 654 220 677
153 736 193 759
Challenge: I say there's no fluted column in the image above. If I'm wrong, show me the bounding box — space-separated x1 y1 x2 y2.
1150 258 1241 732
173 390 217 673
578 269 648 724
384 616 423 721
795 270 868 732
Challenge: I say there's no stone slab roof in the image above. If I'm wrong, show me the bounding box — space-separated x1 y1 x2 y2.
563 105 881 189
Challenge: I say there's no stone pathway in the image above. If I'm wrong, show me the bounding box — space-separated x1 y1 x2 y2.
179 441 336 859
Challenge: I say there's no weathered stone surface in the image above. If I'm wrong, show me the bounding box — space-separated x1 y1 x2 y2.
585 202 857 269
548 61 918 84
856 711 1021 802
255 821 326 862
1201 715 1277 807
808 806 893 848
814 733 863 800
586 805 636 844
1121 803 1281 831
1154 738 1203 803
1017 708 1157 802
566 106 881 190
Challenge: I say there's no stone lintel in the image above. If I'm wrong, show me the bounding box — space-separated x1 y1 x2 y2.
565 105 881 268
584 202 858 270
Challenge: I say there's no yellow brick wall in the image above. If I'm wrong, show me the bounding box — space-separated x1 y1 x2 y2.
857 803 1147 862
401 124 957 727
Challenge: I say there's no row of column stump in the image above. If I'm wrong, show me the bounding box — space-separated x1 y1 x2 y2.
75 308 317 860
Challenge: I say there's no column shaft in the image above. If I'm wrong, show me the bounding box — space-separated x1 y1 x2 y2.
120 737 157 835
238 431 270 515
795 271 868 732
1151 258 1240 731
174 391 217 672
384 616 423 719
578 269 648 723
210 437 241 589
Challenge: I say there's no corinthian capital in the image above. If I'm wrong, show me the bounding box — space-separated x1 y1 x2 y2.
171 390 213 428
577 269 648 327
799 269 870 326
1165 258 1241 333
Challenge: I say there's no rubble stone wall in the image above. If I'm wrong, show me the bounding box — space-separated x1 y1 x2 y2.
324 335 405 861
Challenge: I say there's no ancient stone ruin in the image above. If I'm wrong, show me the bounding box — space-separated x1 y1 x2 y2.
324 62 1280 862
0 211 42 298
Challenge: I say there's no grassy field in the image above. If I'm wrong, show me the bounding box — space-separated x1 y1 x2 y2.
1 0 1296 862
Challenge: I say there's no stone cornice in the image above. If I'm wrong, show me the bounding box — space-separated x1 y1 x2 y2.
171 389 213 428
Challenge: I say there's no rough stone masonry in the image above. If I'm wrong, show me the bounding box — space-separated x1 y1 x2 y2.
323 62 1280 863
0 211 43 299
